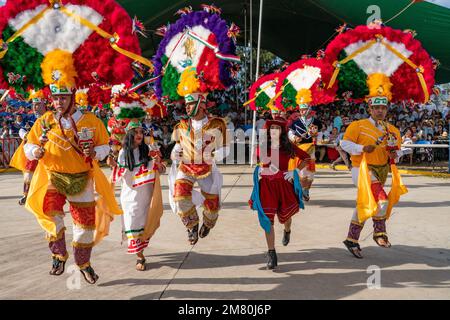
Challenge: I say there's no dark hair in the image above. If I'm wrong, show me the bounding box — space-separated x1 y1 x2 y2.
122 128 150 171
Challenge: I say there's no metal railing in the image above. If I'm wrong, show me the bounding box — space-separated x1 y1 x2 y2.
0 137 20 169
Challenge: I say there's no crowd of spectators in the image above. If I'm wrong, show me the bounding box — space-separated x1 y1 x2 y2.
1 95 450 168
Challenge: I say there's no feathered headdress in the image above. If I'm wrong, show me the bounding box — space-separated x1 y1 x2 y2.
0 0 149 92
153 5 240 104
324 24 435 104
244 73 280 112
274 58 336 111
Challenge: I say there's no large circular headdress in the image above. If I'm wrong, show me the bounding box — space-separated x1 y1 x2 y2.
0 0 152 93
245 72 280 112
152 5 240 102
324 22 435 103
274 57 336 111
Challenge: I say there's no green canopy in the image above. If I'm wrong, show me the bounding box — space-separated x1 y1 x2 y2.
118 0 450 83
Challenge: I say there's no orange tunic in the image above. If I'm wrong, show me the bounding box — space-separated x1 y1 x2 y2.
343 118 401 167
26 111 109 174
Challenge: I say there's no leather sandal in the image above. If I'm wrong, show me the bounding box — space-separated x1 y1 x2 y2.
136 258 146 271
49 257 66 276
373 235 391 248
80 266 99 284
343 240 363 259
187 225 199 245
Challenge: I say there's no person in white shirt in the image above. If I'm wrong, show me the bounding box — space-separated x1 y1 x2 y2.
170 93 229 245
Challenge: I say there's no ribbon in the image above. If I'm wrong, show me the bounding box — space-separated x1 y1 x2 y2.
243 80 277 107
293 169 305 210
186 30 241 63
59 6 154 71
0 5 51 59
250 165 272 233
327 39 377 89
129 76 161 92
381 39 429 102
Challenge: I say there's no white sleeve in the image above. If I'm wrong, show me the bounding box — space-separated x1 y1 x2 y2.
94 144 110 161
24 143 40 160
19 129 28 140
340 139 364 155
170 143 182 161
213 146 230 162
288 129 297 143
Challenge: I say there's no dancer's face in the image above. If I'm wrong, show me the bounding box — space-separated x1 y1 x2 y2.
185 101 205 118
369 105 388 121
32 102 46 116
299 108 308 117
52 95 73 115
133 128 144 146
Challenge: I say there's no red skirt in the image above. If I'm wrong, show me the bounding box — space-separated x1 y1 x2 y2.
259 171 299 224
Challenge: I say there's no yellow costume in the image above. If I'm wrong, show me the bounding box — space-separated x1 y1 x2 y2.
24 110 121 269
341 116 408 249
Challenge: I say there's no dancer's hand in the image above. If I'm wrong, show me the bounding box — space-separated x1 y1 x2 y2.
83 144 96 158
156 161 167 174
283 170 295 183
33 148 45 160
39 135 48 144
363 145 376 153
106 155 117 167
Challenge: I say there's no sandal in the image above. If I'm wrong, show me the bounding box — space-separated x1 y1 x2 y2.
199 224 211 239
373 235 391 248
136 258 146 271
302 189 310 202
18 196 27 206
49 257 66 276
80 266 99 284
343 240 363 259
187 225 199 245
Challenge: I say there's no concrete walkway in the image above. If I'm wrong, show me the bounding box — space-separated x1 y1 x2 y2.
0 165 449 300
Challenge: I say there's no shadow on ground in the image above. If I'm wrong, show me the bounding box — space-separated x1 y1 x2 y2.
98 245 450 300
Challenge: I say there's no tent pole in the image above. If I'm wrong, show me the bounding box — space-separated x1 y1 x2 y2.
244 4 248 125
250 0 263 167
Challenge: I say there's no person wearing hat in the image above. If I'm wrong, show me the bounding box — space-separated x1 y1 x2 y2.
10 90 48 205
340 79 406 259
108 94 165 271
249 118 310 269
22 82 121 284
287 104 322 201
170 91 229 245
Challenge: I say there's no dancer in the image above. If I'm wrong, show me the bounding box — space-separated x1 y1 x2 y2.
152 5 239 245
287 104 322 201
110 94 165 271
321 23 435 259
23 83 121 283
170 92 229 245
341 94 406 258
250 118 310 269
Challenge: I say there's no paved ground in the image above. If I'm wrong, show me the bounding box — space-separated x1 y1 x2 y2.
0 165 449 300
